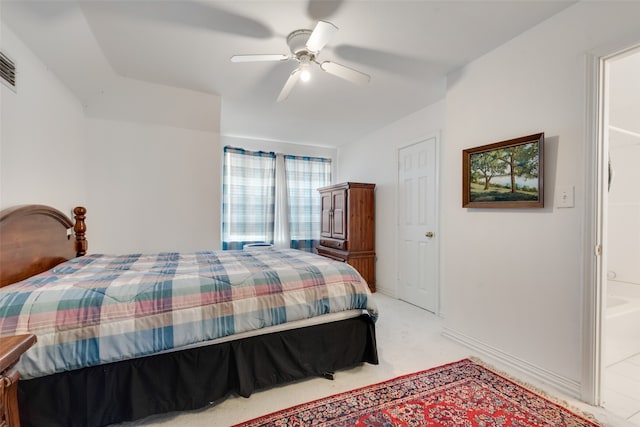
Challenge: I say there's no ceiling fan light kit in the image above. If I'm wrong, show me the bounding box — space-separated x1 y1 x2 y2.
299 57 312 82
231 20 370 101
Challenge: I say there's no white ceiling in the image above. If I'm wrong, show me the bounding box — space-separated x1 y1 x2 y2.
2 0 577 147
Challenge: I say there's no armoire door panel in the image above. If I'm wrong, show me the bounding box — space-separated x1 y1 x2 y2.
331 190 347 240
320 193 332 237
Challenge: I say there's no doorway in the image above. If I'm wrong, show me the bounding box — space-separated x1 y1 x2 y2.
599 46 640 423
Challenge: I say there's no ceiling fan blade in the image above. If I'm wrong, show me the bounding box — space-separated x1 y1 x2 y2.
277 68 302 102
230 54 289 63
320 61 370 85
306 20 338 53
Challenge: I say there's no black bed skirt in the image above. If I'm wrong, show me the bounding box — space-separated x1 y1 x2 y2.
19 315 378 427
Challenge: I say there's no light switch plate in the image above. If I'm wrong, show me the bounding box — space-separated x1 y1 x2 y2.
556 185 574 208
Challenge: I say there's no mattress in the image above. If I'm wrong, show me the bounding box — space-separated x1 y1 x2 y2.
0 248 377 379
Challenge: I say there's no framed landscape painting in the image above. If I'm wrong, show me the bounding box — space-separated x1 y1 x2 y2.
463 133 544 208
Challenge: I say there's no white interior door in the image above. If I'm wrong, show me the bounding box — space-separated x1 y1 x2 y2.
397 137 439 313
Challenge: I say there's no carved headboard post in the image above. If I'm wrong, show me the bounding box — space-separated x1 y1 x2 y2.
73 206 87 257
1 204 84 288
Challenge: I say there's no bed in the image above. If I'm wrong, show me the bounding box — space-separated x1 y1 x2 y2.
0 205 378 427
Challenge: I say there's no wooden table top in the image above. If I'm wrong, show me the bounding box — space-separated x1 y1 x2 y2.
0 335 37 372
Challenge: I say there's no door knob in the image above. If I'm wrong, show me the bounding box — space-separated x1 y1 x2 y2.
425 232 434 238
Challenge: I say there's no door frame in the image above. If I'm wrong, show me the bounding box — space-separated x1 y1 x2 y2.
583 41 640 406
395 133 441 315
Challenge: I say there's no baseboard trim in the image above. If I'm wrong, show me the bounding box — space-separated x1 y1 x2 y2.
442 327 581 399
375 287 396 299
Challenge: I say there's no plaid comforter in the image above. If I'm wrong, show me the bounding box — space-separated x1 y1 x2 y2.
0 249 377 379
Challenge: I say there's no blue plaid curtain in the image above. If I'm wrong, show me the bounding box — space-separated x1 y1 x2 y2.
284 155 332 251
222 146 276 250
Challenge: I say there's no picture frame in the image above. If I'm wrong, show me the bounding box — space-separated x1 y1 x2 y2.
462 133 544 208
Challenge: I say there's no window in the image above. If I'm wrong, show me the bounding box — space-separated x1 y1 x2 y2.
222 147 276 250
222 146 331 251
285 155 332 251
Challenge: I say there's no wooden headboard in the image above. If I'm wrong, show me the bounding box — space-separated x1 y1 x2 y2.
0 205 87 288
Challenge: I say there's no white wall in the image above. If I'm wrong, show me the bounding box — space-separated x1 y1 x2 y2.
1 26 86 214
1 23 223 254
337 101 445 295
440 1 640 393
86 119 220 254
222 135 337 177
222 135 337 158
82 77 221 254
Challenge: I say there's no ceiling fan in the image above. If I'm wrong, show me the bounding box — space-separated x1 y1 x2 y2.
230 21 371 102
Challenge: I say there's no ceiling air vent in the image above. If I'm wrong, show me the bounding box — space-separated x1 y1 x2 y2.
0 51 16 90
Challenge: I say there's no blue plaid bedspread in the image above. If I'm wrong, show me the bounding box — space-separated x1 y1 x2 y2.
0 249 377 379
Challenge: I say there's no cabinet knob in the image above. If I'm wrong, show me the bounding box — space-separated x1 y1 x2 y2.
425 232 434 238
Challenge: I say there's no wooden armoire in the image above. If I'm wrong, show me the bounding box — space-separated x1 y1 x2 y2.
316 182 376 292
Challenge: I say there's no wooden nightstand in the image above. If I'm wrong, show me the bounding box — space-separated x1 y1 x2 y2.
0 334 36 427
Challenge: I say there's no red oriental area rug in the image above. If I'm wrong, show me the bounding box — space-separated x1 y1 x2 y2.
234 358 600 427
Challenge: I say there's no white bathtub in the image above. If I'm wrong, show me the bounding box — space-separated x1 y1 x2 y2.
604 281 640 366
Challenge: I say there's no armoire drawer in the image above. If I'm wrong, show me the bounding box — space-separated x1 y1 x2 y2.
319 239 347 250
316 247 346 262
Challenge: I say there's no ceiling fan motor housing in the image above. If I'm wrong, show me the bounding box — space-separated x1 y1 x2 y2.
287 29 314 57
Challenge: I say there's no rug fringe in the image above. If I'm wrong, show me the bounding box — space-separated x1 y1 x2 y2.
467 356 608 427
